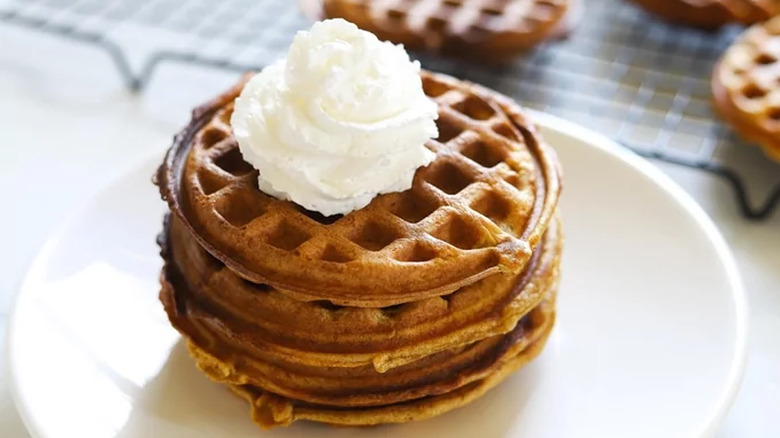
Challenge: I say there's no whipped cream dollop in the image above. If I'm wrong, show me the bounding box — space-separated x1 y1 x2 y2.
231 19 439 216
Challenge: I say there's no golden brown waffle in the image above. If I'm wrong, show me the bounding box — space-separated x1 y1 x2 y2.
629 0 780 28
712 16 780 162
226 325 552 428
185 295 554 408
156 71 562 307
740 0 780 24
315 0 573 59
159 212 560 373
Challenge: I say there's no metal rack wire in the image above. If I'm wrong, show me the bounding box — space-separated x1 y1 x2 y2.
1 0 778 219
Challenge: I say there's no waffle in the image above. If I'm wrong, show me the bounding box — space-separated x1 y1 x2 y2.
159 212 560 373
740 0 780 24
629 0 780 28
156 71 562 308
184 294 554 408
310 0 574 59
227 325 551 428
712 16 780 162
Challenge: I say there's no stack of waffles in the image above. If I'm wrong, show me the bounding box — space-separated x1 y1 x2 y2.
155 70 563 428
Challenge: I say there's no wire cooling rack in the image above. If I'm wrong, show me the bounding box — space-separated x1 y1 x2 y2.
1 0 779 220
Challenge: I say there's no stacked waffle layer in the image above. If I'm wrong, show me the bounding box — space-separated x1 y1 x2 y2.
155 71 563 428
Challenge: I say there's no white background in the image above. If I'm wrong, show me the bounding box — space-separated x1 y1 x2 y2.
1 25 779 437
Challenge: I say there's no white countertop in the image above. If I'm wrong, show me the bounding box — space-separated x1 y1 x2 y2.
1 25 779 437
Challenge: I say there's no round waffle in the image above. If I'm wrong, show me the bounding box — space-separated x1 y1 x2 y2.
712 16 780 162
184 294 554 408
740 1 780 25
156 71 562 307
227 326 552 428
159 213 561 372
629 0 779 28
311 0 574 59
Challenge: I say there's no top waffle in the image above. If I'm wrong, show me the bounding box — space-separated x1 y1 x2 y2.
319 0 572 59
629 0 780 28
156 71 561 307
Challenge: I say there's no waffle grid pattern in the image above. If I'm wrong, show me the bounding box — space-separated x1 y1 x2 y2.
167 72 556 307
196 103 534 260
322 0 569 50
1 0 778 218
164 210 561 372
716 17 780 150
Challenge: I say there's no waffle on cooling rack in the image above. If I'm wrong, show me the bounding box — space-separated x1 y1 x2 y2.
305 0 576 59
713 16 780 162
629 0 780 28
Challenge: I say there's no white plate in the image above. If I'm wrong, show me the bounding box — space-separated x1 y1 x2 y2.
8 113 747 438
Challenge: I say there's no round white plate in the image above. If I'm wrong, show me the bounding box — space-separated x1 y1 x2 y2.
8 113 747 438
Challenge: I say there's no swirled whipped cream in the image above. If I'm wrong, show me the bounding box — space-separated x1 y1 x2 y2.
231 19 439 216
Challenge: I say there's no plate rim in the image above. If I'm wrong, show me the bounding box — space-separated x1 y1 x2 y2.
6 111 749 438
4 147 169 438
532 110 748 437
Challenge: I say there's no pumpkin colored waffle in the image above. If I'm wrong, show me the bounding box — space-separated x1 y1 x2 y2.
183 293 554 409
629 0 780 29
226 323 552 428
159 213 557 426
159 213 560 373
712 16 780 162
156 70 562 307
310 0 575 59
